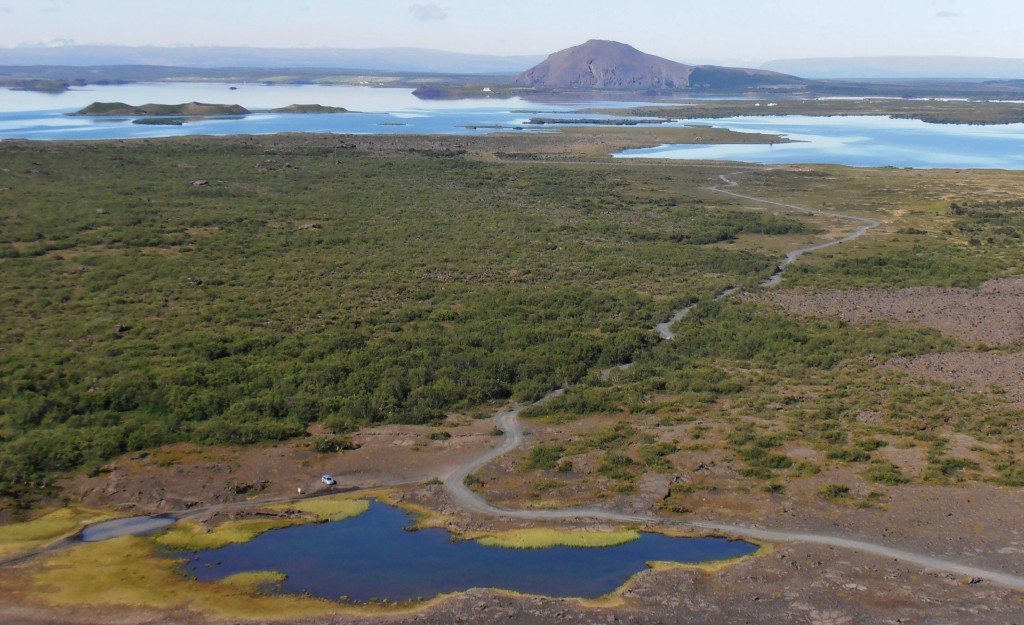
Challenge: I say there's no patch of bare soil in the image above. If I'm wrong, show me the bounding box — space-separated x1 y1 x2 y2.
60 417 498 515
764 277 1024 346
887 351 1024 405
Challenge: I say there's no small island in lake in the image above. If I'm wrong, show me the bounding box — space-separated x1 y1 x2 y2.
268 103 348 113
73 101 251 116
132 117 187 125
72 101 351 117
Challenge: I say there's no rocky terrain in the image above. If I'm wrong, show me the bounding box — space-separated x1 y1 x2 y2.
763 278 1024 405
764 278 1024 346
888 351 1024 405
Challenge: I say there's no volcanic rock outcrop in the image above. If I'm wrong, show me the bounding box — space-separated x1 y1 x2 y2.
512 40 803 91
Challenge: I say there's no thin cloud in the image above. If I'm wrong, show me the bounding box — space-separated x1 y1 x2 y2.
409 3 448 21
935 11 963 18
16 38 76 48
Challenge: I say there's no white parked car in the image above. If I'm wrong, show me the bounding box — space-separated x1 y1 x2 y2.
321 475 336 486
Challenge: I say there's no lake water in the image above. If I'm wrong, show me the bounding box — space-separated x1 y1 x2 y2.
3 83 1024 169
180 500 758 602
0 82 646 140
617 115 1024 169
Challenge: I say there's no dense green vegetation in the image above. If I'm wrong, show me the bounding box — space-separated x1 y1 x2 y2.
0 137 816 500
4 134 1023 505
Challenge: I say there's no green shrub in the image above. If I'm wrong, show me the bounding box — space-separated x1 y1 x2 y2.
737 446 793 472
825 446 872 463
923 457 980 483
599 452 639 481
532 480 563 492
524 444 565 471
820 484 850 499
793 461 821 476
857 439 887 451
311 435 360 453
579 421 636 451
864 460 909 485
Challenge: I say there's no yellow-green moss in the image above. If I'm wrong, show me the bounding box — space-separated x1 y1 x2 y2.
26 535 451 619
472 527 641 549
154 518 298 551
219 570 288 592
0 507 115 559
30 535 343 619
270 496 369 521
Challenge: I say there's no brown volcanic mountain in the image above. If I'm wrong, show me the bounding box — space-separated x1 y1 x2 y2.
512 40 803 91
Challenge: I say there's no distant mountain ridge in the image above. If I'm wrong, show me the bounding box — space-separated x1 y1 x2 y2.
0 45 543 75
512 40 803 91
762 56 1024 79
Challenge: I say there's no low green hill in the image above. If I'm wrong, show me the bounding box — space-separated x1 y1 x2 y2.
268 104 348 114
73 101 251 116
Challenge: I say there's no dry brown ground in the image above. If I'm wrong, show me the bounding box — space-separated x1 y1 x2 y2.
764 278 1024 347
888 352 1024 405
59 415 498 517
764 277 1024 408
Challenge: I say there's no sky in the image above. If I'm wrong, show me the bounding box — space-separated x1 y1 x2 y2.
2 0 1023 64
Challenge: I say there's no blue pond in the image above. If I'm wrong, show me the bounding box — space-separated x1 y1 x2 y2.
181 501 758 601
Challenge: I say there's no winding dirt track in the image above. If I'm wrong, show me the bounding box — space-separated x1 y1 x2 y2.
444 174 1024 591
709 175 881 287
